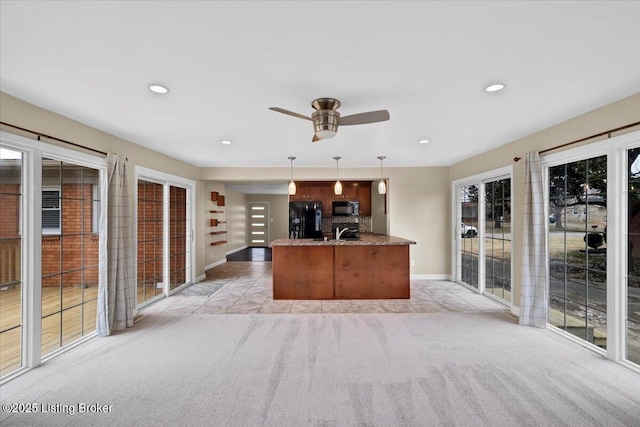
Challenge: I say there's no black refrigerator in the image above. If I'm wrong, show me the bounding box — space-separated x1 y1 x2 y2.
289 201 323 239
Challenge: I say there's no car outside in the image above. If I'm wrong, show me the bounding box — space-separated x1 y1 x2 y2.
461 222 478 237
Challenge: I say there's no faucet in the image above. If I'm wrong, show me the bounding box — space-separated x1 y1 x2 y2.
335 227 348 240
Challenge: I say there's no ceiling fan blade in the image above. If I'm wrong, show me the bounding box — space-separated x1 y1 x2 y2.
268 107 312 121
338 110 390 126
312 134 321 142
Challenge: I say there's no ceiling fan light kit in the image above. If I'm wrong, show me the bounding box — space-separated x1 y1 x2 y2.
269 97 389 142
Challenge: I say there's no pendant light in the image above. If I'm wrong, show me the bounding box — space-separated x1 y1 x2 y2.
377 156 387 195
333 156 343 195
287 156 297 195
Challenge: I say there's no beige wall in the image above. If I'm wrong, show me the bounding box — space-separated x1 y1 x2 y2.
449 92 640 306
387 167 450 276
246 194 289 242
224 188 248 254
371 181 388 234
202 181 229 268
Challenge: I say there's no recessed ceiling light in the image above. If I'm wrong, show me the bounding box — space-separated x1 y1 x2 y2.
484 83 505 92
419 139 430 144
148 84 169 94
221 140 233 145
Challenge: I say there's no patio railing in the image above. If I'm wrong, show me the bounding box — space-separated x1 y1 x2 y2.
0 239 20 286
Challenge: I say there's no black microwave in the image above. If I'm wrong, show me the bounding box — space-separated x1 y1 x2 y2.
332 200 360 216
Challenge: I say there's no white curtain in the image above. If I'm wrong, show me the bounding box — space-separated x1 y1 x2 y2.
97 154 136 336
519 151 548 328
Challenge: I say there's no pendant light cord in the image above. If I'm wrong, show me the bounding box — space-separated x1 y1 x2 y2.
333 156 341 179
288 156 296 181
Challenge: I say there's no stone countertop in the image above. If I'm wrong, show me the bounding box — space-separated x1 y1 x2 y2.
270 234 416 247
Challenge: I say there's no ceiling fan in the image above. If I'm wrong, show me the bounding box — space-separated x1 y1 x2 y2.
269 98 390 142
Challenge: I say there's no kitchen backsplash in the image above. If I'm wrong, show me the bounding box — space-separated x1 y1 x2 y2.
322 216 372 234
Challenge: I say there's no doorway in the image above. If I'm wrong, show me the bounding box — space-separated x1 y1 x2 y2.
248 202 270 247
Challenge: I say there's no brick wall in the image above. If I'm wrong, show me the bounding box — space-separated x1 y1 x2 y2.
41 183 99 287
136 182 188 290
137 181 164 287
169 185 187 286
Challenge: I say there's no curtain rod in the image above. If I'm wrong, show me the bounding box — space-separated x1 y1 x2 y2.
513 121 640 162
0 121 108 156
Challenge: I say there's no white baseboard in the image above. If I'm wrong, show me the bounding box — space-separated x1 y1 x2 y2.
226 245 247 256
547 323 607 357
410 274 452 281
205 258 227 271
511 306 520 317
195 274 206 283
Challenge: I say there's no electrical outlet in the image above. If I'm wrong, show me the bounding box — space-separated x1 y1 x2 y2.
410 259 415 266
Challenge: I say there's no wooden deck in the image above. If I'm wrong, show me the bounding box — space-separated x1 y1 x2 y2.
548 308 607 347
1 285 98 377
1 284 169 377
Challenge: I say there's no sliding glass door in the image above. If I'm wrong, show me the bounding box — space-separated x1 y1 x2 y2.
1 131 106 381
41 159 100 357
543 131 640 368
135 168 193 307
458 185 479 289
547 155 608 347
484 179 512 302
137 180 164 304
454 172 512 306
169 185 189 291
627 146 640 364
0 147 23 377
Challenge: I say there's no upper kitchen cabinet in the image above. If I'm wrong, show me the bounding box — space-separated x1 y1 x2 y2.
290 184 331 216
331 181 372 216
290 181 372 217
289 183 322 201
356 184 372 217
339 182 370 216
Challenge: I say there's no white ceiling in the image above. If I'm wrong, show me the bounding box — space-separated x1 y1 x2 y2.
1 1 639 169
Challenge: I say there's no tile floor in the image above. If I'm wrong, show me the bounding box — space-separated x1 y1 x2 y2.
141 261 508 316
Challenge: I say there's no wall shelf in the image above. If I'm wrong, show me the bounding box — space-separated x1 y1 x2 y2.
210 192 226 246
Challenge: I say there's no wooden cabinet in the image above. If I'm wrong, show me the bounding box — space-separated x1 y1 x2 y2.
332 182 371 216
356 184 372 217
273 243 410 300
289 181 372 217
333 181 357 200
289 183 323 201
290 183 332 217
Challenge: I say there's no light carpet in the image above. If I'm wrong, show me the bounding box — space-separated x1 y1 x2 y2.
1 312 639 426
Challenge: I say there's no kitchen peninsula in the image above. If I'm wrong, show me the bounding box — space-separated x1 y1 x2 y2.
271 235 416 300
